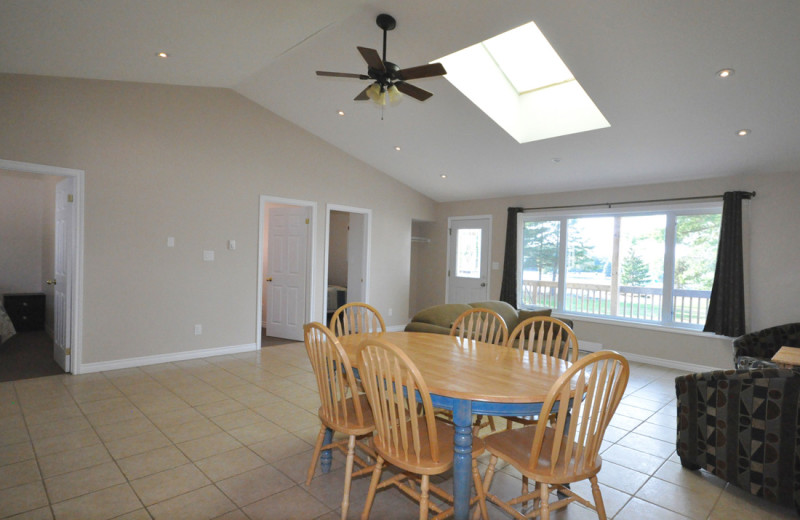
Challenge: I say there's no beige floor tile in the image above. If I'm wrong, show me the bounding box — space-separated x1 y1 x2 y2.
248 433 312 463
616 431 676 459
226 419 287 445
0 441 35 466
32 428 102 458
93 417 159 443
210 409 266 430
104 430 171 460
44 461 126 503
216 465 295 507
147 407 204 429
599 444 666 475
596 460 650 495
160 417 223 444
195 447 266 482
0 459 41 491
84 407 146 428
709 483 797 520
195 399 247 418
0 481 50 518
653 461 728 492
50 483 142 520
130 463 211 506
110 510 152 520
117 445 189 480
146 484 237 520
632 421 676 443
175 432 243 462
23 405 83 426
77 396 134 415
27 416 92 442
615 497 691 519
635 475 722 518
38 444 111 479
5 506 54 519
242 485 330 520
614 403 656 421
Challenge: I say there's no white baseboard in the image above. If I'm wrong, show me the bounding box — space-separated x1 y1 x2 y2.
579 340 724 373
78 342 259 374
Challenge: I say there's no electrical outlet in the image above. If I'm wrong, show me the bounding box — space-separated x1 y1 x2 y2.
167 237 175 247
228 240 236 250
194 324 202 335
203 250 214 261
388 308 393 316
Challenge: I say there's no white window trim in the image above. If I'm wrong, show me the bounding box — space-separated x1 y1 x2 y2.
517 200 723 331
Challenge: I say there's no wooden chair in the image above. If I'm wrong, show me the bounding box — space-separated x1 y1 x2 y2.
449 308 509 434
449 308 509 345
481 351 630 520
331 302 386 336
358 337 488 520
507 316 579 361
303 322 376 520
504 316 579 430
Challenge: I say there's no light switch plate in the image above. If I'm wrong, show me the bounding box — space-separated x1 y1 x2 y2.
492 261 500 270
203 250 215 261
167 237 175 247
228 240 236 250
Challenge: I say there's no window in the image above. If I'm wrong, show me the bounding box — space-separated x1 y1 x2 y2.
519 203 721 329
456 228 482 278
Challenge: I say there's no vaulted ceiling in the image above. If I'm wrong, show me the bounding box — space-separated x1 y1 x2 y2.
2 0 799 202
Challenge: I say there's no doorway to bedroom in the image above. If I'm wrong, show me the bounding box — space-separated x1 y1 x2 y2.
324 205 371 326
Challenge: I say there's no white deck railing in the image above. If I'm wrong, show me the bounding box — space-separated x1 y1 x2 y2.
521 280 711 325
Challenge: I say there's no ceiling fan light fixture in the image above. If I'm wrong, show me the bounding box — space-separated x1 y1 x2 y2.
366 83 385 105
387 85 402 105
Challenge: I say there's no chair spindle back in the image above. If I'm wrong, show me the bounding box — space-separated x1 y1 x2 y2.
450 308 508 345
331 302 386 336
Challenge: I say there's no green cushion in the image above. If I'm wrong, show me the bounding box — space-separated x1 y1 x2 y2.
469 301 520 330
410 304 472 330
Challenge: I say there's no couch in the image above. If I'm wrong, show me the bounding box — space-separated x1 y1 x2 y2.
675 368 800 513
404 300 572 336
733 323 800 369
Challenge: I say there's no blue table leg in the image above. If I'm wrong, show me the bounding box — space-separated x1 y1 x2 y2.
320 427 334 473
452 400 472 520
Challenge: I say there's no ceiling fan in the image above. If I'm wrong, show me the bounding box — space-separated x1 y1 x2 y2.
316 13 447 104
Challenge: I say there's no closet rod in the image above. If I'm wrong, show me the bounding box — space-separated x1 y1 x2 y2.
523 191 755 212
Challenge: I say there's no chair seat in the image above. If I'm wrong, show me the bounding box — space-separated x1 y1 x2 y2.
373 418 485 475
318 394 375 437
484 425 602 484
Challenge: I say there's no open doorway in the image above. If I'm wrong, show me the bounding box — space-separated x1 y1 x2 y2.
257 196 316 345
0 159 84 378
324 205 371 325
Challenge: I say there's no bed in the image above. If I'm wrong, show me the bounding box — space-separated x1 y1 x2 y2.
0 303 16 344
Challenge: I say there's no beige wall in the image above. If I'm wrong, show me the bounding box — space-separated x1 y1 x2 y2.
420 172 800 369
0 74 435 366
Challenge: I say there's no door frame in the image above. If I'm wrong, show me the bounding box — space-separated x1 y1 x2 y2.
256 195 317 344
445 215 493 304
0 158 84 374
323 204 372 317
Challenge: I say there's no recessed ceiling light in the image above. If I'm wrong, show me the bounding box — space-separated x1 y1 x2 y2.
737 129 751 136
156 52 169 58
394 146 401 151
717 68 734 78
440 174 447 179
337 110 345 116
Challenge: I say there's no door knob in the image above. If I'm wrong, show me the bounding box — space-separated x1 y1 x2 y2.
480 282 486 287
46 279 57 286
265 277 273 282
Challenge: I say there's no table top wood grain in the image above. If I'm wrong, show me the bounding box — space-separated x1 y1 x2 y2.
336 331 573 404
771 346 800 367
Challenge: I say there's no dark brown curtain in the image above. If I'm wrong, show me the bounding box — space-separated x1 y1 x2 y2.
703 191 752 336
499 207 523 307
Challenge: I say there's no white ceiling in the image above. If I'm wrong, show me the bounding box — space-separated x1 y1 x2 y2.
2 0 799 202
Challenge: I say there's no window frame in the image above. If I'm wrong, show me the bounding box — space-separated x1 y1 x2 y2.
516 200 723 330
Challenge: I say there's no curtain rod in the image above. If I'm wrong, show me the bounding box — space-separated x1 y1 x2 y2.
522 191 756 212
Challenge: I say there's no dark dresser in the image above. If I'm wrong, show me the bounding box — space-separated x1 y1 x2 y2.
3 293 46 332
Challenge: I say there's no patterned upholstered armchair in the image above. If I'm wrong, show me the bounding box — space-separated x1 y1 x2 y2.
733 322 800 369
675 368 800 513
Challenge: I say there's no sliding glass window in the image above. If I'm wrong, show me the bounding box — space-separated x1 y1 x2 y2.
518 203 721 329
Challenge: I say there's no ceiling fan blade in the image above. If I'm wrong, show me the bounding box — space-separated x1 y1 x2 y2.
395 81 433 101
354 86 371 101
317 71 370 79
398 62 447 81
357 46 385 72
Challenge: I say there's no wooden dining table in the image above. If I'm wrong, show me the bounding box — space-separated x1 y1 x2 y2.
329 331 574 520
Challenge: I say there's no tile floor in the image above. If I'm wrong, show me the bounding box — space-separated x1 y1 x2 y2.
0 343 796 519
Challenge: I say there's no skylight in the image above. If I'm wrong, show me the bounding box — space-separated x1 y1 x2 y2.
434 21 609 143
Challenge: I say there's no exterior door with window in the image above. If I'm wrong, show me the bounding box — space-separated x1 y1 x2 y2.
446 217 491 303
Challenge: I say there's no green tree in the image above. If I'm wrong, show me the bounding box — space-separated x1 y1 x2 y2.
621 247 650 286
522 220 560 280
674 214 721 289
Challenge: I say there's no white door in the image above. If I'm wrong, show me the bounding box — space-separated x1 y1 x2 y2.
346 213 366 302
446 216 491 304
265 206 309 340
53 177 74 371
